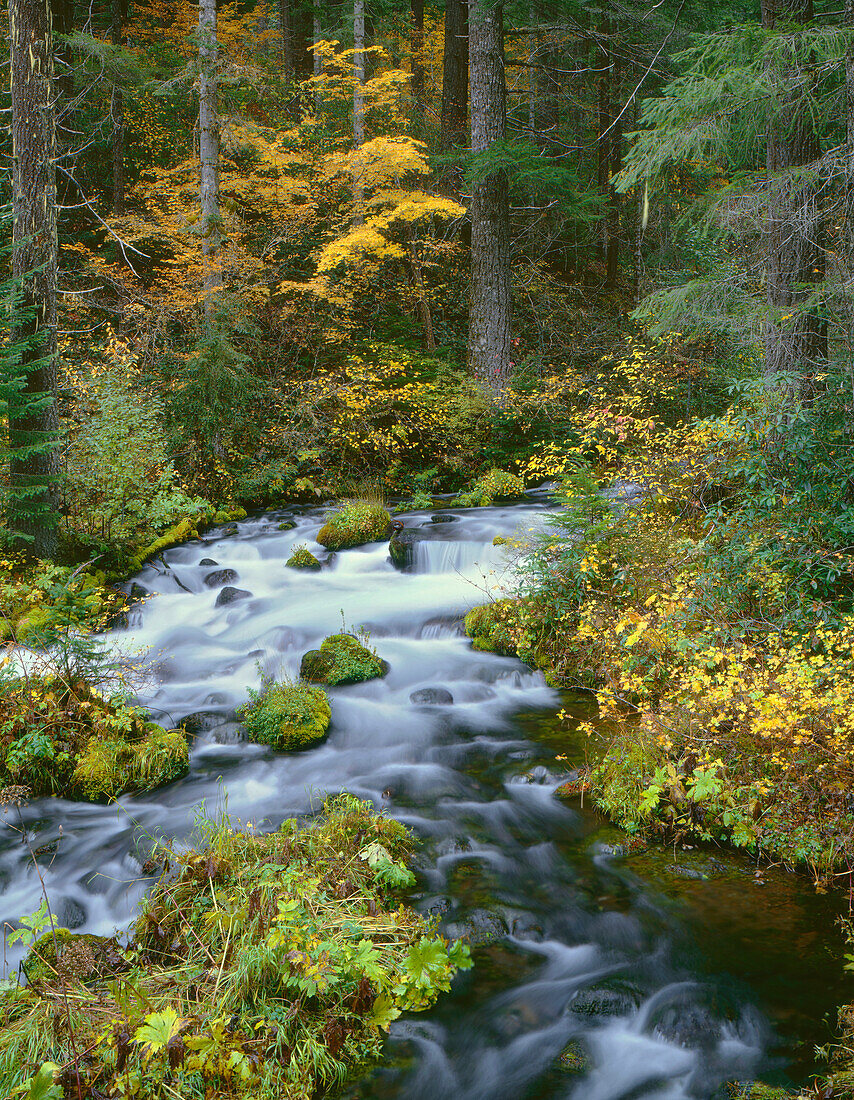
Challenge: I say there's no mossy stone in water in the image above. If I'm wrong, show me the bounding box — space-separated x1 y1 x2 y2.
286 545 322 570
316 500 391 550
300 633 389 686
240 680 331 750
464 600 518 657
557 1040 589 1075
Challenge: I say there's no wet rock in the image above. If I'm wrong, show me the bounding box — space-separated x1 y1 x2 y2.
222 524 239 537
204 568 239 588
56 897 87 930
317 502 391 550
215 586 251 607
199 557 218 566
129 582 150 601
430 513 458 523
568 980 643 1019
557 1040 590 1075
410 687 454 705
277 520 297 531
389 521 463 570
286 546 322 570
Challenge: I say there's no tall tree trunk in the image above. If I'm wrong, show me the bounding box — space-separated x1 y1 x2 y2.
441 0 468 151
468 0 511 396
605 51 622 289
353 0 365 223
279 0 293 79
111 0 125 215
9 0 60 556
761 0 826 394
845 0 854 279
311 0 322 112
199 0 221 314
411 0 425 134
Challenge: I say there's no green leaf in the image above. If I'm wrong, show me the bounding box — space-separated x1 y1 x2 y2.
133 1007 185 1061
22 1063 62 1100
404 937 449 990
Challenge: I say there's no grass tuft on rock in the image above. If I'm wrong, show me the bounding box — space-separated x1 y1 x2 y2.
286 545 322 570
463 600 519 657
240 678 331 750
300 634 389 686
0 794 472 1099
455 469 525 507
316 500 391 550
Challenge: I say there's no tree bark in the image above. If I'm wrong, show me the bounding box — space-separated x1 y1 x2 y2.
199 0 221 313
9 0 60 556
111 0 125 215
411 0 426 135
468 0 511 396
441 0 469 151
279 0 294 79
761 0 826 392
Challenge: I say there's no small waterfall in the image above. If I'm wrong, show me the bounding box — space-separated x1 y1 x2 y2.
413 539 503 575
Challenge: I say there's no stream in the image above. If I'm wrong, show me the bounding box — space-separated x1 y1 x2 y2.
0 496 847 1099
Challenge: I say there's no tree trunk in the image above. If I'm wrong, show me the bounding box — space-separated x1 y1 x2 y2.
605 51 622 289
440 0 469 151
468 0 511 396
199 0 221 313
411 0 425 134
845 0 854 279
9 0 60 556
761 0 826 393
111 0 125 215
279 0 293 79
353 0 366 223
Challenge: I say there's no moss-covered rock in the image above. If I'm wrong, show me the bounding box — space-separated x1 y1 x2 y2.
464 600 519 657
316 500 391 550
23 929 119 986
71 724 188 801
300 633 389 686
239 680 331 750
286 545 322 570
456 469 525 507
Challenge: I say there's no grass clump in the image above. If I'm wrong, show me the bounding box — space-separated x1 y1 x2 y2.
286 545 322 570
300 633 389 686
0 794 472 1099
316 500 392 551
239 678 331 750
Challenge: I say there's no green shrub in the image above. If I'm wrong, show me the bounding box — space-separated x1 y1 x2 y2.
239 679 331 750
299 633 389 685
316 500 391 550
456 468 525 507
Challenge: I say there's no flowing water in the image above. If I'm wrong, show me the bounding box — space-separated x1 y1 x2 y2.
0 497 847 1098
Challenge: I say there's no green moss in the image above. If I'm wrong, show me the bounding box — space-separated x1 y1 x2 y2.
464 600 519 657
239 679 332 750
557 1040 589 1075
316 499 391 550
300 633 389 686
727 1085 793 1099
134 517 200 567
286 545 322 570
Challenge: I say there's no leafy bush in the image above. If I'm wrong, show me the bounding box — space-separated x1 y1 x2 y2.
239 678 331 750
455 468 525 507
464 601 520 657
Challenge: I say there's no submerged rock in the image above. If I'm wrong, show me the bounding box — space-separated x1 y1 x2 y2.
205 568 238 587
215 586 252 607
199 557 218 566
239 679 331 751
72 723 189 802
277 520 297 531
410 687 454 705
317 500 391 550
300 633 389 686
568 980 643 1019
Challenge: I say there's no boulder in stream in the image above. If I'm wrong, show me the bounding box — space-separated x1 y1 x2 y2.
286 545 322 570
464 600 519 657
316 501 391 550
204 568 239 588
300 633 389 686
215 586 252 607
199 557 218 566
410 687 454 705
239 679 331 750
